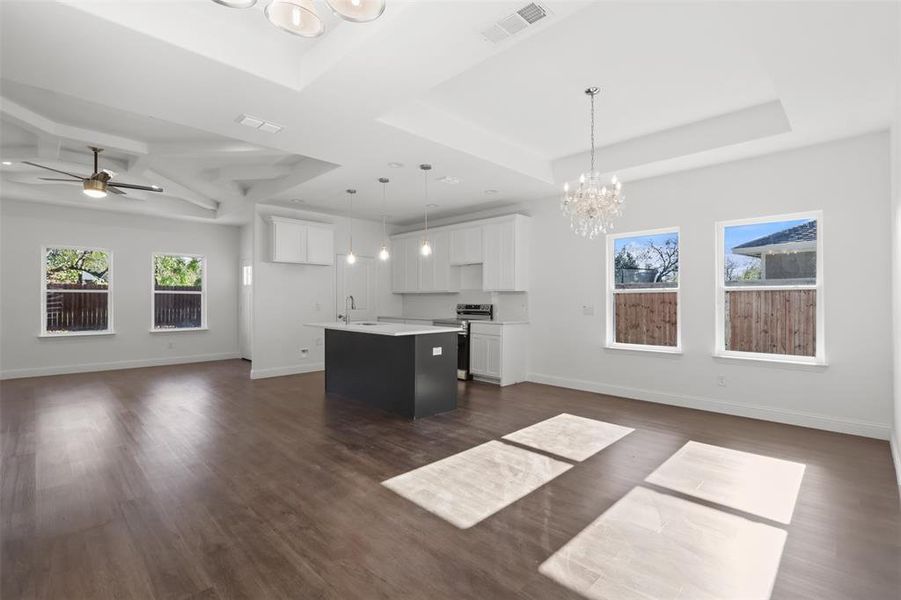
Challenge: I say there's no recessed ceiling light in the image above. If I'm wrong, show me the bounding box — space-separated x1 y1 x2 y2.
1 161 11 166
387 162 404 168
437 176 460 185
484 189 499 195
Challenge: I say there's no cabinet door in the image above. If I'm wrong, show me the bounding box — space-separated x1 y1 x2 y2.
486 336 502 378
450 226 483 265
498 220 516 290
465 226 483 264
391 238 405 292
306 225 334 265
431 230 451 292
404 238 420 292
470 334 489 375
482 223 501 290
272 220 307 263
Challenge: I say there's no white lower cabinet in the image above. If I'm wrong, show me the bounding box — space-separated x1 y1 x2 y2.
469 322 528 386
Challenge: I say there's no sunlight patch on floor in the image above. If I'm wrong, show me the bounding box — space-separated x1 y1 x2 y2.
502 413 634 462
382 440 572 529
539 486 788 600
645 441 806 524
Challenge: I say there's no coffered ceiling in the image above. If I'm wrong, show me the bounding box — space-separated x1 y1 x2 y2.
1 0 898 225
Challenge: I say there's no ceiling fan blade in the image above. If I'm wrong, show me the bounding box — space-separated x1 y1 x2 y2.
39 177 83 182
108 181 164 193
23 161 87 180
107 186 127 195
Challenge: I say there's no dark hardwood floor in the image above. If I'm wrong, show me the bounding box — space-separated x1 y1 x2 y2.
2 359 899 599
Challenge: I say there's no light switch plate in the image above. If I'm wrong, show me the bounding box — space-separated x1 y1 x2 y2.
582 305 595 316
432 347 443 356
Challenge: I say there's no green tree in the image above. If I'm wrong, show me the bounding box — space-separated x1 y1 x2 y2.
46 249 109 286
614 248 639 271
154 256 202 288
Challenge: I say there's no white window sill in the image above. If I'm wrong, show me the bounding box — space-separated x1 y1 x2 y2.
39 330 115 338
714 351 827 368
605 343 683 356
149 327 209 333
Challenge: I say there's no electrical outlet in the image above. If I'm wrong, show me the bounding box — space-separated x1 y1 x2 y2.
314 302 321 311
315 337 323 346
300 348 309 358
717 376 726 387
432 346 443 356
582 305 595 316
167 342 175 350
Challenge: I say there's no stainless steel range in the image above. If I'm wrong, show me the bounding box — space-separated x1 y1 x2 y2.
434 304 494 380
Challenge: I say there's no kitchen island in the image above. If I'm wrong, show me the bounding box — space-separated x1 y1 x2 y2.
305 321 460 419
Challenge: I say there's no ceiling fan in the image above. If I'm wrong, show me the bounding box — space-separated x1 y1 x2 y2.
23 146 164 199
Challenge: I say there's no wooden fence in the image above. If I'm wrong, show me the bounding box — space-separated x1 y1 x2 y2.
44 284 202 331
45 291 109 332
154 292 202 329
725 289 816 356
614 292 678 347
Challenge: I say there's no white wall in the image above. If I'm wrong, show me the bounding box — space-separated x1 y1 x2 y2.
0 199 240 378
891 8 901 479
526 132 894 439
250 203 402 379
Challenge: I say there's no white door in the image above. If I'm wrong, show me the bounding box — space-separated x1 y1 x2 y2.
239 259 253 360
336 255 377 322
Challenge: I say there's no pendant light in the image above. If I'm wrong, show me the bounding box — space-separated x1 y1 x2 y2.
327 0 386 23
419 164 433 257
560 87 625 238
266 0 324 38
345 189 357 265
378 177 390 261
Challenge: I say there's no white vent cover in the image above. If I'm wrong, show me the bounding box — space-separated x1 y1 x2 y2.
481 2 549 44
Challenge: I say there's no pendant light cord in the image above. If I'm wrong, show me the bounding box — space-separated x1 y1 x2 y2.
589 91 596 175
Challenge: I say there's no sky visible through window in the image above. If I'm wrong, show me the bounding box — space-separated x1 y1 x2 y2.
614 232 679 287
724 218 811 282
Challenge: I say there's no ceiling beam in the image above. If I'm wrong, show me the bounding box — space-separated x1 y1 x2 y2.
243 159 340 202
0 97 149 155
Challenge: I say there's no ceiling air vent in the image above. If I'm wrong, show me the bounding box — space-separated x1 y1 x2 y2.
480 2 550 44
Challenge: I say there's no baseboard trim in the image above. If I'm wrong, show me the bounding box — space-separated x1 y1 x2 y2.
891 434 901 487
527 372 892 440
250 363 324 380
0 352 241 380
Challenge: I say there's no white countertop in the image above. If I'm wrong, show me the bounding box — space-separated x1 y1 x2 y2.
305 322 461 336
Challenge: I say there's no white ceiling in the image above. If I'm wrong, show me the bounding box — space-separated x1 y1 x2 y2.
0 0 898 225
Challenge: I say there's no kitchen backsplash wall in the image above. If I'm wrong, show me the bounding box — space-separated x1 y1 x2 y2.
399 291 529 321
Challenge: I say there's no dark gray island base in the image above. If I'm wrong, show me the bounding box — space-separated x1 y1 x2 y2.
324 328 458 419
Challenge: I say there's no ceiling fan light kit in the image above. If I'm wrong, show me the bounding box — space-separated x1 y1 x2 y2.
211 0 385 37
327 0 386 23
24 146 164 199
211 0 258 7
266 0 324 38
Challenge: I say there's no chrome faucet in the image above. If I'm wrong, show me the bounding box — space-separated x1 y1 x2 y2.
343 295 356 325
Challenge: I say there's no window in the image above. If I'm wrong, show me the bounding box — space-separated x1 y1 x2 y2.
606 228 680 351
716 212 823 364
41 247 112 335
152 254 206 330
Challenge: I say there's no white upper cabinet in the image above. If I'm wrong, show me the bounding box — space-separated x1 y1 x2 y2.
482 215 529 292
450 226 483 265
390 214 529 293
270 216 335 265
305 224 335 265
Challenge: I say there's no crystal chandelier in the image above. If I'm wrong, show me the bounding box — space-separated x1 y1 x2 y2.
561 87 624 239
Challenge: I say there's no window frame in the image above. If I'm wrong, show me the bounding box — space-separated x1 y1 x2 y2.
150 252 208 332
40 245 114 337
714 210 825 366
605 226 682 354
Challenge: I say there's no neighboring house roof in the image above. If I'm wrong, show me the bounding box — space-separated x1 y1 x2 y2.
732 220 816 257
